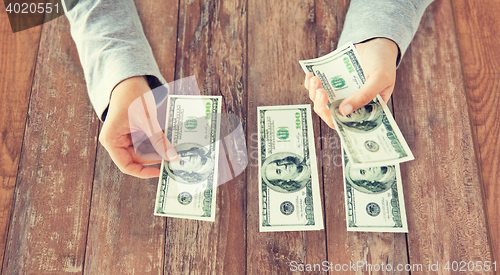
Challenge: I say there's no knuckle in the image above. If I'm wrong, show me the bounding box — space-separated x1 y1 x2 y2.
358 92 375 105
312 77 320 88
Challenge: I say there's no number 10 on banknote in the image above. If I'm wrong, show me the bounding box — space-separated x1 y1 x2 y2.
258 105 324 232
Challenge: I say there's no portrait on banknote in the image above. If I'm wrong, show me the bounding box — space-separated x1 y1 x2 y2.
166 142 215 184
261 152 311 193
331 99 383 133
345 160 396 194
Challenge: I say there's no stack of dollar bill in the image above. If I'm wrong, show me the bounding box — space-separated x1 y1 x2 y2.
299 43 413 232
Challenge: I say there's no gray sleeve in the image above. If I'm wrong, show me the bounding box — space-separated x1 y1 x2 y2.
63 0 166 120
337 0 434 65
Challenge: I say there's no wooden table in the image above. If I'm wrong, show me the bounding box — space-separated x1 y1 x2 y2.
1 0 498 274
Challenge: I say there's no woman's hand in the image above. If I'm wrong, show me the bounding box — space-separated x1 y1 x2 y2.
304 38 399 128
99 76 177 178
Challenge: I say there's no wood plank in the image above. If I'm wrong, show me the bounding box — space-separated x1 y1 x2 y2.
81 1 179 274
83 153 167 274
314 0 349 57
1 15 99 274
314 1 411 273
452 0 500 262
394 0 494 271
247 0 328 273
163 0 247 273
0 7 42 271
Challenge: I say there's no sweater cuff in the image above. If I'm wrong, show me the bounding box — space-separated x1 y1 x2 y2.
337 0 433 67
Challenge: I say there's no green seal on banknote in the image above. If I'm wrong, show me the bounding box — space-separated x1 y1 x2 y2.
184 118 198 130
261 152 311 193
276 127 289 140
330 75 347 90
166 142 214 184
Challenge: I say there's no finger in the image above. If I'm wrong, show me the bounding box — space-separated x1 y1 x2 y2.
131 130 149 148
124 163 161 178
339 70 393 116
308 76 322 101
126 131 164 163
126 146 161 165
379 85 394 103
313 89 335 129
129 91 178 161
304 72 314 89
149 130 178 161
107 145 161 178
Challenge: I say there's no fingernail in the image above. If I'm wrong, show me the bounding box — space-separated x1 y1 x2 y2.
310 78 316 86
166 148 177 160
341 104 353 116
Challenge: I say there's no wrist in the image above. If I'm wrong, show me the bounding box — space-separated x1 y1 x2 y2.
110 76 151 109
355 38 399 66
378 38 399 64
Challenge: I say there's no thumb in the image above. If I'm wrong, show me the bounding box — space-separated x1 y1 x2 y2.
129 92 178 161
148 128 178 161
339 71 390 116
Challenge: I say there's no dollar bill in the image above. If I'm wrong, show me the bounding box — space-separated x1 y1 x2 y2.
342 149 408 232
299 43 414 167
299 43 365 102
154 95 221 221
258 105 323 232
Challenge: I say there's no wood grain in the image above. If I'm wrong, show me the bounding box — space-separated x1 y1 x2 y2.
1 0 497 273
163 0 248 273
247 0 328 273
1 15 99 274
394 0 493 272
81 1 179 274
0 7 42 271
314 0 349 56
452 0 500 262
83 153 167 274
